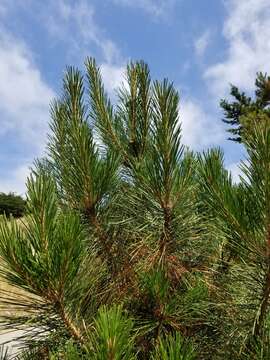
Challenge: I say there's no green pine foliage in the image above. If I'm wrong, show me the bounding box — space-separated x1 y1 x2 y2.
150 332 196 360
0 59 270 359
89 305 136 359
220 72 270 142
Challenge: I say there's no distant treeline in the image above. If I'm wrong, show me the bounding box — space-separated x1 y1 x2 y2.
0 192 26 218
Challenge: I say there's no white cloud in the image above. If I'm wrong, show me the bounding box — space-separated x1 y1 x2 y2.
205 0 270 97
227 159 249 184
194 30 210 57
112 0 176 19
179 99 224 150
0 1 126 193
0 1 122 64
100 63 126 96
0 30 54 193
0 31 54 150
45 0 97 42
44 0 121 63
227 162 241 183
0 164 30 195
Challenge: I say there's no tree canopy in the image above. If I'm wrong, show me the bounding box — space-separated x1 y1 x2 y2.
220 72 270 142
0 192 25 218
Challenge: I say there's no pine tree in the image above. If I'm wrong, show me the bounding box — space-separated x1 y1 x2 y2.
220 72 270 142
198 119 270 357
0 59 199 359
0 60 270 359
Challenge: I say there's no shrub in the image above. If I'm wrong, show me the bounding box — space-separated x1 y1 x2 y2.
0 192 26 218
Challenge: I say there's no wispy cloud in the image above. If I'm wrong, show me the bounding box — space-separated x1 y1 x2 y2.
43 0 121 64
194 30 210 57
0 30 54 150
179 99 224 151
0 29 54 193
205 0 270 96
226 158 249 184
1 0 122 65
0 164 31 195
0 1 127 193
227 162 241 183
41 1 126 95
111 0 177 20
100 63 126 96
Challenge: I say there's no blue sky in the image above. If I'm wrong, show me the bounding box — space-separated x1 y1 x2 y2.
0 0 269 194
